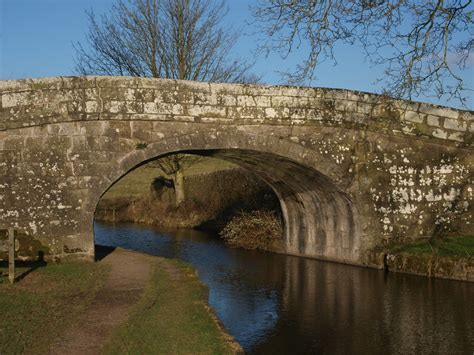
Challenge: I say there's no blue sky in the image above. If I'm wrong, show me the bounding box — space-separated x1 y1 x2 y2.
1 0 472 109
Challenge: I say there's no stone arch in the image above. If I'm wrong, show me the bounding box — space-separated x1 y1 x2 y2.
3 76 471 266
93 130 361 264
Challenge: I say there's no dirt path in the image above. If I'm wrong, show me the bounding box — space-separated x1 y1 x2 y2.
49 248 154 355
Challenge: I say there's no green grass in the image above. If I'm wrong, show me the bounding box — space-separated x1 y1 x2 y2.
104 258 235 355
103 156 236 200
387 235 474 258
0 261 109 354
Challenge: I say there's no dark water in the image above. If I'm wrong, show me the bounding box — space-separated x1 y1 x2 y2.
95 222 474 354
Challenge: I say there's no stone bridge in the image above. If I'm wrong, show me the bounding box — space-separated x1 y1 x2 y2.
0 76 472 266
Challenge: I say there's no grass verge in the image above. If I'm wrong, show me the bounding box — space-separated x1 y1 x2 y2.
0 261 108 354
386 235 474 258
104 257 237 355
104 157 235 200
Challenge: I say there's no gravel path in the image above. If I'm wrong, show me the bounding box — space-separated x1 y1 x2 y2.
49 248 153 355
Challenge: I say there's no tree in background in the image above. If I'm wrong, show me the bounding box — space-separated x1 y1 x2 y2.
253 0 473 105
75 0 258 204
151 154 203 205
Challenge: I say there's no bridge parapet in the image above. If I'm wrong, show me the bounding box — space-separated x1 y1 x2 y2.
1 76 472 146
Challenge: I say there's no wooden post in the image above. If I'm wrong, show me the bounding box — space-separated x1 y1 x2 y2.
8 228 15 284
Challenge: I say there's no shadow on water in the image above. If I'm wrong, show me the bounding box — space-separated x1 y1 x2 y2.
94 221 474 354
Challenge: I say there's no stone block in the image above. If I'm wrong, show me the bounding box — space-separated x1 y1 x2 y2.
193 92 218 106
444 118 467 131
43 136 72 151
187 105 226 118
217 94 237 106
98 136 118 152
237 95 256 107
143 102 159 114
210 82 245 95
105 120 129 135
432 128 448 139
357 102 373 115
265 107 277 119
254 96 271 107
460 111 474 121
335 100 357 112
403 111 423 123
447 132 464 142
151 103 183 115
137 77 176 90
2 92 29 108
281 86 317 97
135 88 156 102
323 89 347 100
118 138 136 153
84 88 98 100
58 123 78 136
96 76 138 89
306 110 324 121
177 80 209 93
289 108 307 119
174 115 195 122
4 136 25 150
346 91 363 101
103 100 125 113
426 115 440 127
271 96 298 107
419 105 459 119
131 121 152 141
84 121 109 136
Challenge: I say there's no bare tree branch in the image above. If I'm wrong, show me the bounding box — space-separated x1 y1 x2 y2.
75 0 260 83
253 0 473 105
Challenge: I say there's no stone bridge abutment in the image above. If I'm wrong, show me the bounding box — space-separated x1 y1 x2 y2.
0 76 472 266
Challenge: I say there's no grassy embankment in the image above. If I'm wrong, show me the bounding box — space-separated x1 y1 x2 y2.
0 257 236 354
0 261 109 354
104 157 236 201
103 257 237 354
97 156 281 233
385 235 474 258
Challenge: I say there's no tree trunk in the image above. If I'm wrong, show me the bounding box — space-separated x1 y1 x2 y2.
174 170 185 205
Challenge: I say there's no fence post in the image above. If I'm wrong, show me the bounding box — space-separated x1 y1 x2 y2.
8 227 15 284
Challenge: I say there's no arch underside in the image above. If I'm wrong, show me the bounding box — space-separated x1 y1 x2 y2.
106 148 360 264
207 150 359 263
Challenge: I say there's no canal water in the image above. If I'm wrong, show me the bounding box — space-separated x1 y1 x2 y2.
94 222 474 354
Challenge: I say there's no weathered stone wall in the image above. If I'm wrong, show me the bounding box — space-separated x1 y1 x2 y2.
0 76 472 265
386 253 474 282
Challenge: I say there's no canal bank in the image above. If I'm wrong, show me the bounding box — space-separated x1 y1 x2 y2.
367 236 474 282
95 222 474 353
0 247 238 354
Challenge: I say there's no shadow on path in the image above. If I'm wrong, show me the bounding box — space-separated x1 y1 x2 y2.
95 244 116 261
0 253 47 282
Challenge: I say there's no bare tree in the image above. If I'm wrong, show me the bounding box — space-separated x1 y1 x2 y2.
75 0 258 82
253 0 473 105
150 154 203 205
75 0 259 204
